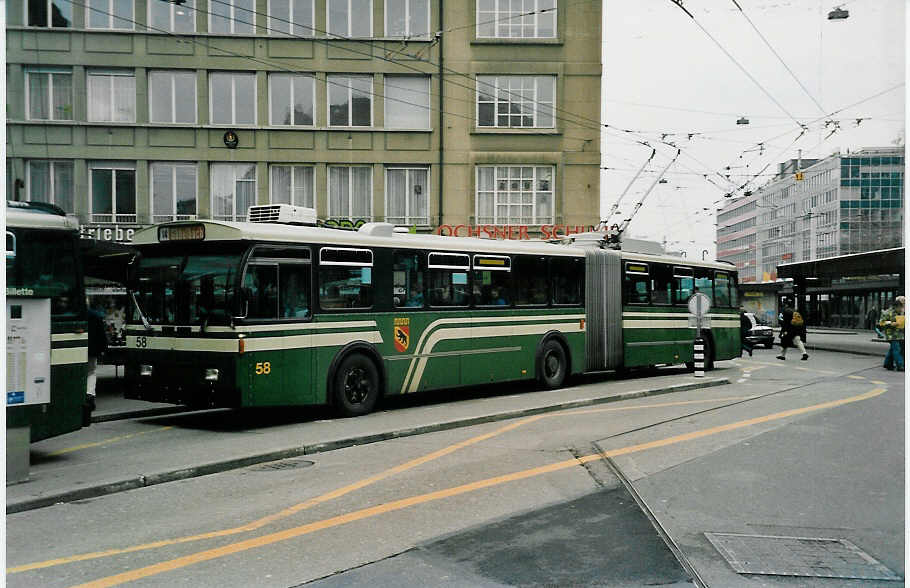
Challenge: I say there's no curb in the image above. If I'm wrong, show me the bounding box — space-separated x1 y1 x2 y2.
804 344 886 358
91 405 191 423
8 377 730 514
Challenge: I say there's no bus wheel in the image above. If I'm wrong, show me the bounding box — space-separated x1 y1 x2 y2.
333 354 379 417
539 340 567 389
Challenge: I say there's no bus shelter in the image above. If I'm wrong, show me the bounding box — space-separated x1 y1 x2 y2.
778 247 904 328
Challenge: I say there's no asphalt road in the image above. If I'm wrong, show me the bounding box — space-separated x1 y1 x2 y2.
6 347 904 587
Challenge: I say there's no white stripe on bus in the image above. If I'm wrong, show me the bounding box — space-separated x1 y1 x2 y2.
126 331 383 353
405 321 583 393
51 347 88 365
402 314 585 394
130 321 379 334
51 332 88 342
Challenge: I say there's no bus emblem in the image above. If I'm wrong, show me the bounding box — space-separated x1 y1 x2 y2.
393 318 410 352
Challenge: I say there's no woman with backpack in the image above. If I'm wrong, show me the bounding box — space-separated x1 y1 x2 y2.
777 306 809 361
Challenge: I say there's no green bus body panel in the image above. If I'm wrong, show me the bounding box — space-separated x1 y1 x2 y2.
620 306 740 367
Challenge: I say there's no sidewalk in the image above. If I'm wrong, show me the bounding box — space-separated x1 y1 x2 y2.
9 372 730 514
803 328 891 357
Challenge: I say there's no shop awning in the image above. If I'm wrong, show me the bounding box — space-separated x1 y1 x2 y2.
777 247 904 281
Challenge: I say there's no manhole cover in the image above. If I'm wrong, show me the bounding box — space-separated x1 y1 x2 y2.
705 532 901 581
253 459 314 472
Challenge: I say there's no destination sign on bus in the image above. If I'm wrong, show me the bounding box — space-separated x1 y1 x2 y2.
158 225 205 242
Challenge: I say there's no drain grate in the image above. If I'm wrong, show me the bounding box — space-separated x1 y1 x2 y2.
705 532 901 581
252 459 314 472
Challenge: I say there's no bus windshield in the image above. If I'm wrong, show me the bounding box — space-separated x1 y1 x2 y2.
6 228 82 318
132 248 243 326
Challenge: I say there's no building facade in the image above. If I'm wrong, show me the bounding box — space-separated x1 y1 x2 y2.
717 147 905 327
6 0 602 243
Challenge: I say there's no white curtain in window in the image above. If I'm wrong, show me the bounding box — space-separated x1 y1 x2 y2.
152 164 174 218
29 162 50 204
329 166 349 217
351 167 371 218
293 166 314 207
211 164 235 220
271 165 292 204
55 162 74 212
409 168 427 222
236 164 256 220
386 169 406 220
88 75 109 121
385 76 429 129
28 73 50 119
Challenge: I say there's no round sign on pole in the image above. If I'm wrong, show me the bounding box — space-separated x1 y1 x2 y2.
687 292 711 317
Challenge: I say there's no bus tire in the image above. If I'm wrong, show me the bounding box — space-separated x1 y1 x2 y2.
538 339 568 389
332 353 379 417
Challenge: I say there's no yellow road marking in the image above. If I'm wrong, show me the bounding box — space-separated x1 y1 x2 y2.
871 380 887 385
71 388 886 588
47 427 174 456
12 395 747 574
847 375 866 380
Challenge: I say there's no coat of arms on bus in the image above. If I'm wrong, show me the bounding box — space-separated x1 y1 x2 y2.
393 317 410 353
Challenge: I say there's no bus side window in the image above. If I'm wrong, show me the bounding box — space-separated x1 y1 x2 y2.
729 273 739 308
552 257 583 305
651 264 672 305
280 264 310 318
427 252 470 307
514 255 548 306
695 269 713 305
393 250 424 308
319 248 374 310
473 255 511 307
673 267 694 304
244 264 279 319
623 262 650 305
714 272 731 307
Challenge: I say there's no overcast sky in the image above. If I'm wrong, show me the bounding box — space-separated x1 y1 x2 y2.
600 0 906 259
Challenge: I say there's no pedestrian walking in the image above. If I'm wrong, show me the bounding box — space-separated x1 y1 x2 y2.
878 296 905 371
86 306 109 411
740 310 754 357
776 306 808 361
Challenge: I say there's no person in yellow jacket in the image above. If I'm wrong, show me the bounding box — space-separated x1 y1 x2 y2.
878 296 905 371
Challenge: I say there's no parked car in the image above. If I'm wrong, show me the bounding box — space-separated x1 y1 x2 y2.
744 312 775 348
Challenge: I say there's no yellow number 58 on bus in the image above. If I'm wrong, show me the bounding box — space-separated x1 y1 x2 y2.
255 362 271 375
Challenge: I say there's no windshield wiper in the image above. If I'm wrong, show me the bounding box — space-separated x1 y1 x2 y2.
129 290 153 331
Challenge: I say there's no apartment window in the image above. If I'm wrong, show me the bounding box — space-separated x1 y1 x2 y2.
269 73 314 126
88 70 136 123
27 0 72 27
328 166 372 220
149 71 197 123
476 0 556 39
386 0 429 38
26 69 73 121
87 0 134 29
210 72 256 125
384 75 430 129
148 0 194 32
151 162 197 223
270 165 315 208
476 166 553 224
210 0 254 34
27 160 74 213
328 0 371 37
477 75 554 128
269 0 314 35
211 163 256 222
90 162 136 223
328 75 372 127
386 167 428 225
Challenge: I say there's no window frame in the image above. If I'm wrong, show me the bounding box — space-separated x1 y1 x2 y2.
383 74 431 130
385 0 430 39
475 165 554 225
147 0 195 32
209 71 257 126
385 166 429 226
327 0 373 37
86 0 134 29
150 161 198 223
26 159 75 213
87 69 137 123
427 251 470 308
89 161 137 224
476 75 556 129
623 261 651 306
327 165 373 221
210 162 257 222
244 245 313 322
149 70 197 124
327 74 373 127
475 0 557 39
269 164 315 208
26 0 73 27
25 68 73 121
318 247 374 310
268 72 315 127
208 0 255 34
268 0 314 36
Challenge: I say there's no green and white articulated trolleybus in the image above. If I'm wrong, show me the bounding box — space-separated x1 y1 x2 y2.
6 201 91 441
123 205 740 417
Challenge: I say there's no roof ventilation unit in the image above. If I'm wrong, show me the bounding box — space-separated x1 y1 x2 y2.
247 204 317 225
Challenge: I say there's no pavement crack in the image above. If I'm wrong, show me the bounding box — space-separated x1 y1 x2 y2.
292 547 419 586
568 445 609 488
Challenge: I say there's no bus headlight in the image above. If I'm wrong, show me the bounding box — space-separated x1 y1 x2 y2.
204 368 220 382
140 365 153 377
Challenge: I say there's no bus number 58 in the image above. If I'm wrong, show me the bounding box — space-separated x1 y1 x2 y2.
255 362 271 375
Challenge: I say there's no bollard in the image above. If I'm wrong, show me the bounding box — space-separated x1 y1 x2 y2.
693 337 704 377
